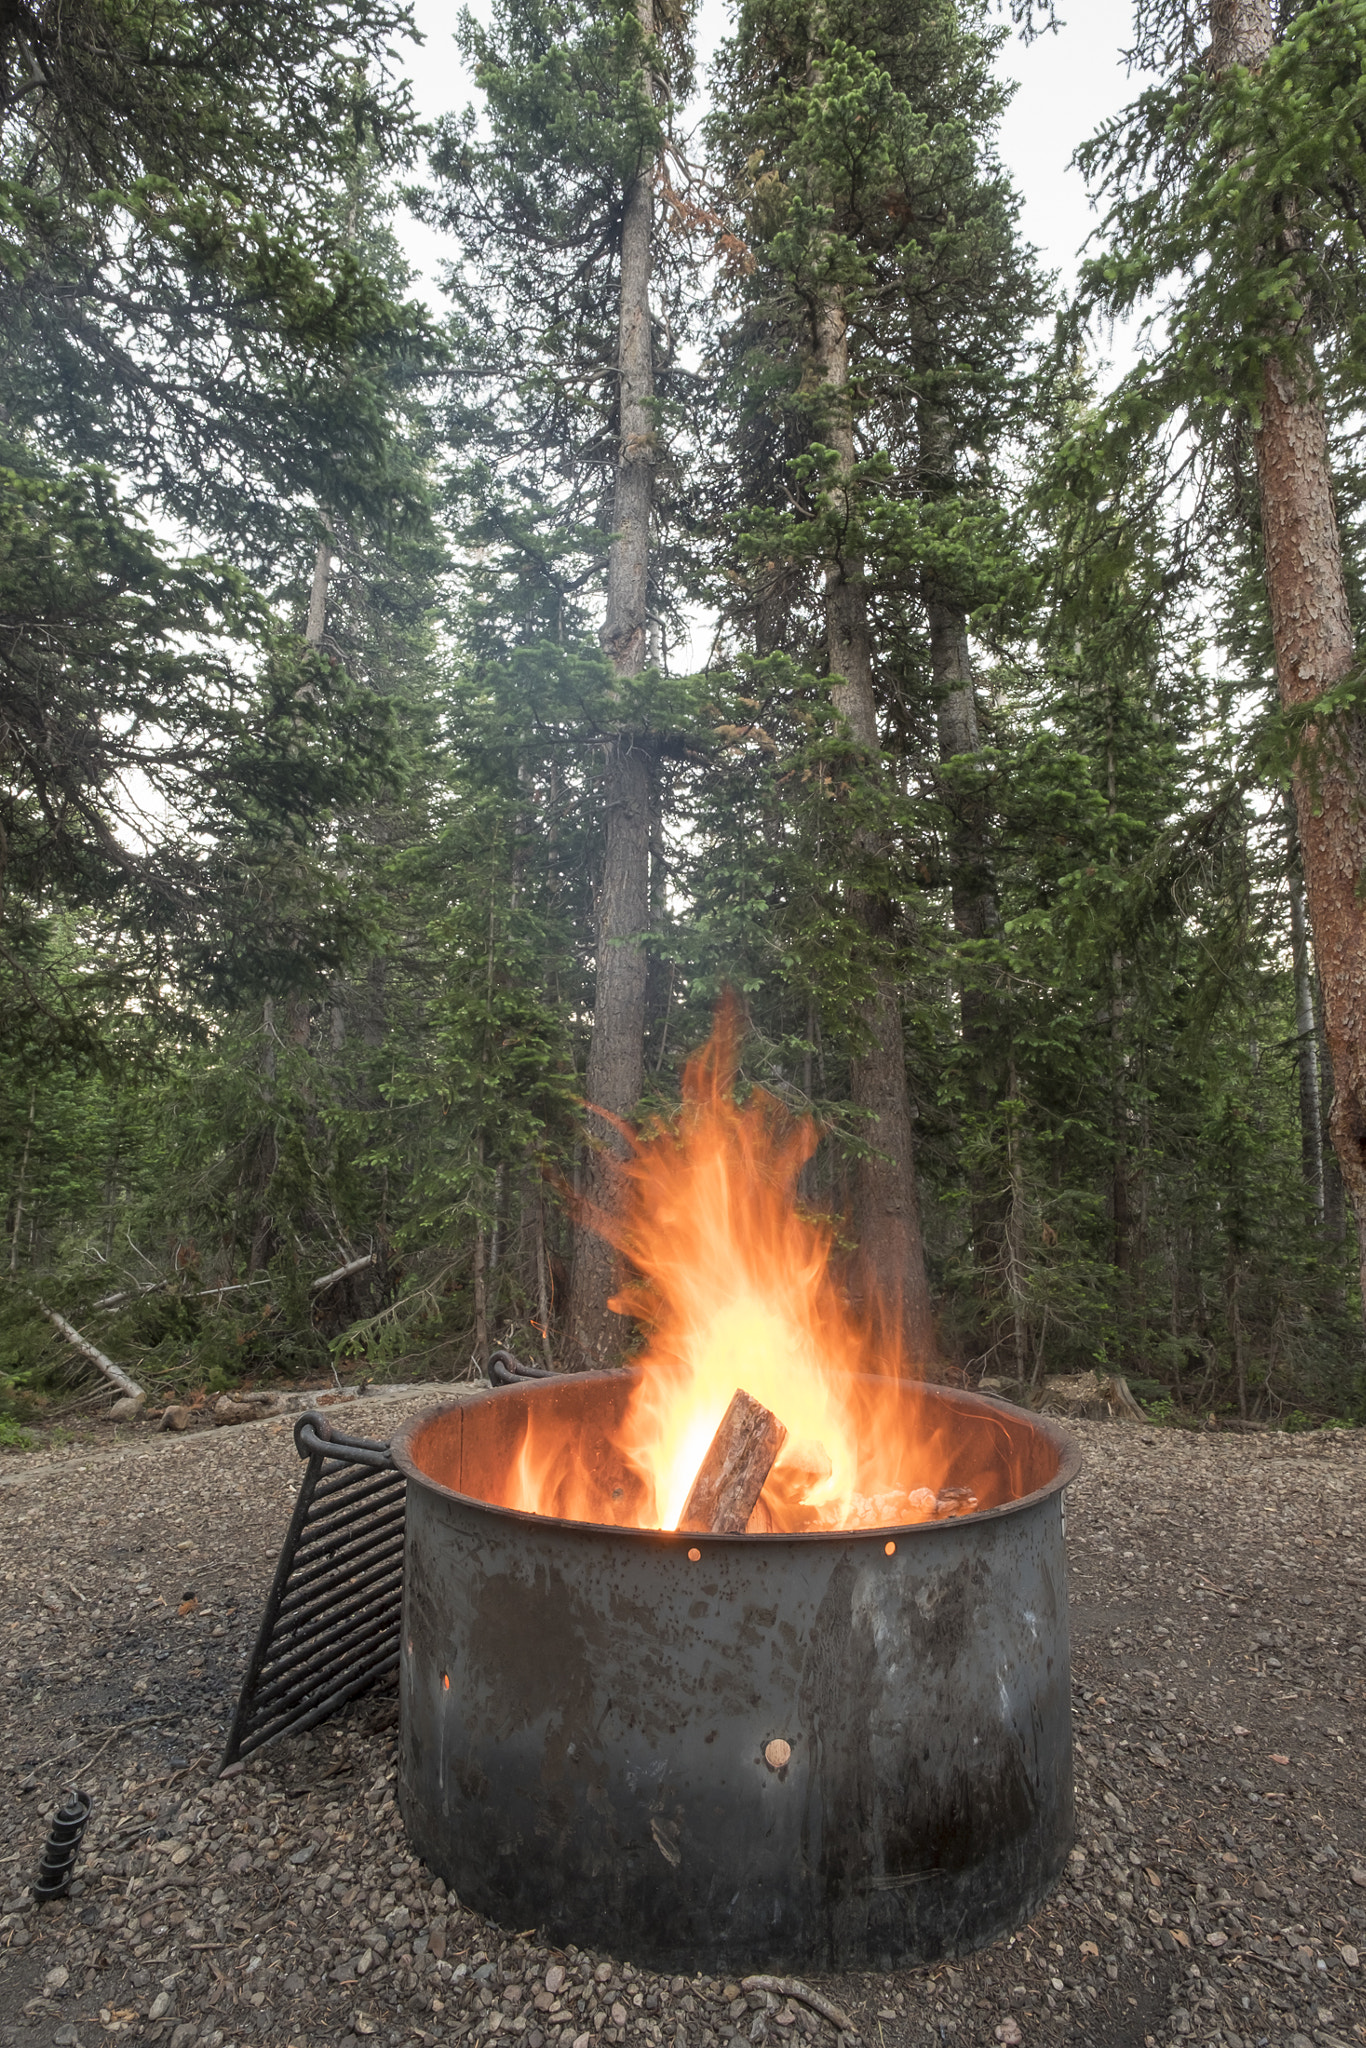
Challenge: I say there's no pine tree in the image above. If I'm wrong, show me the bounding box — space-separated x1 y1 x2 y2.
704 0 1043 1363
1 3 441 1054
1075 0 1366 1307
421 0 702 1366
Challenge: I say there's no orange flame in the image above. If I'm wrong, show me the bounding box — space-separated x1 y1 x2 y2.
504 998 1008 1532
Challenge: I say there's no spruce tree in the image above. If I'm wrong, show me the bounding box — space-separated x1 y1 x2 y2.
1075 0 1366 1307
421 0 701 1366
705 0 1042 1363
1 3 441 1054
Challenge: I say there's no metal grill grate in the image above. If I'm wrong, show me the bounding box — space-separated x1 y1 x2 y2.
221 1410 406 1770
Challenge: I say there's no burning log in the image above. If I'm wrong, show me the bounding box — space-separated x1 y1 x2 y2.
679 1387 787 1533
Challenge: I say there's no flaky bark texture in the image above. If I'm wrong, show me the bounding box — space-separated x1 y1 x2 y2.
1209 0 1271 69
1285 806 1326 1221
678 1388 788 1534
1257 355 1366 1291
566 1 657 1368
812 299 936 1368
1211 0 1366 1300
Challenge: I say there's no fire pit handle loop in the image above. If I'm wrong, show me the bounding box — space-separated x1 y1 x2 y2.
488 1348 560 1388
294 1408 396 1469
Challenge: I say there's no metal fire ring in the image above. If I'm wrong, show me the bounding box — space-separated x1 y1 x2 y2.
391 1372 1080 1973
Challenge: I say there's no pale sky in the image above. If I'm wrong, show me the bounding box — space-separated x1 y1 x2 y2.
393 0 1147 360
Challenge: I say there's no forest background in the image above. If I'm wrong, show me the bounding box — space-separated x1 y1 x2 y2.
4 0 1365 1437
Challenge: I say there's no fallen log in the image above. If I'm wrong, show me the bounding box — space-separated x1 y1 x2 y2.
311 1252 375 1294
211 1391 283 1426
679 1387 787 1534
39 1303 144 1401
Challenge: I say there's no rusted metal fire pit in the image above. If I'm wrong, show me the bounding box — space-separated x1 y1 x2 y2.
390 1371 1079 1973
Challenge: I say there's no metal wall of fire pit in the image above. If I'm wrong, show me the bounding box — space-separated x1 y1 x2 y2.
391 1375 1079 1974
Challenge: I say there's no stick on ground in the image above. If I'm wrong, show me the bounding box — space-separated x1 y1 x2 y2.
679 1387 787 1534
740 1977 857 2039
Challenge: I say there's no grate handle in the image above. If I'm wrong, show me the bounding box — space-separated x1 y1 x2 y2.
488 1348 559 1387
294 1408 395 1469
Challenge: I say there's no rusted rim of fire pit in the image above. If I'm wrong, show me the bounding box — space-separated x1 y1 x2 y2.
389 1372 1080 1543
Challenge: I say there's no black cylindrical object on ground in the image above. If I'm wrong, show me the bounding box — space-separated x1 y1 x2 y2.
392 1374 1078 1973
34 1790 92 1901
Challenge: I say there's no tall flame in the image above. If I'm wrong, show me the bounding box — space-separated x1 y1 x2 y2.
505 998 1005 1532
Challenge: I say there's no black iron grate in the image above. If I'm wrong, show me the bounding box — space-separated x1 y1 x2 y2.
221 1411 406 1771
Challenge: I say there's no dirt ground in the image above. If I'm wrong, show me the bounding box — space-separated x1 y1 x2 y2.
0 1398 1362 2048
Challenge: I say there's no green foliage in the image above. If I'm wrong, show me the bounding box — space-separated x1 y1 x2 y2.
3 0 1365 1432
418 0 700 657
1077 2 1366 420
1 0 443 1063
0 467 409 1057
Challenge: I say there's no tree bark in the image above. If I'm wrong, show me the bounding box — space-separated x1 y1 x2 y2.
1109 948 1132 1278
566 0 657 1369
929 598 1000 947
1225 1254 1248 1421
1211 0 1366 1302
8 1085 34 1274
678 1388 788 1534
305 532 331 647
1004 1056 1027 1382
1285 803 1325 1221
928 587 1009 1312
811 295 935 1368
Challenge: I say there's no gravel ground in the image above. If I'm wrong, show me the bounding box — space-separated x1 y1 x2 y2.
0 1400 1363 2048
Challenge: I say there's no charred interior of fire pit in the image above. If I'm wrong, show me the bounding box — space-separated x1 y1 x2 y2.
398 1370 1062 1534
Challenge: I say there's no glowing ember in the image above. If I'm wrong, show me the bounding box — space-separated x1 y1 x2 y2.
504 999 1024 1532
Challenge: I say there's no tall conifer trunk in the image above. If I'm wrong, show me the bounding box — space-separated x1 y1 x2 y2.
1211 0 1366 1304
305 531 332 648
566 0 657 1367
811 295 935 1367
1285 804 1326 1222
929 596 1002 955
919 392 1004 1348
928 596 1010 1315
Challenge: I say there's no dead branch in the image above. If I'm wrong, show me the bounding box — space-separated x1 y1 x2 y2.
38 1303 144 1400
91 1280 167 1311
740 1977 858 2039
311 1252 376 1294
